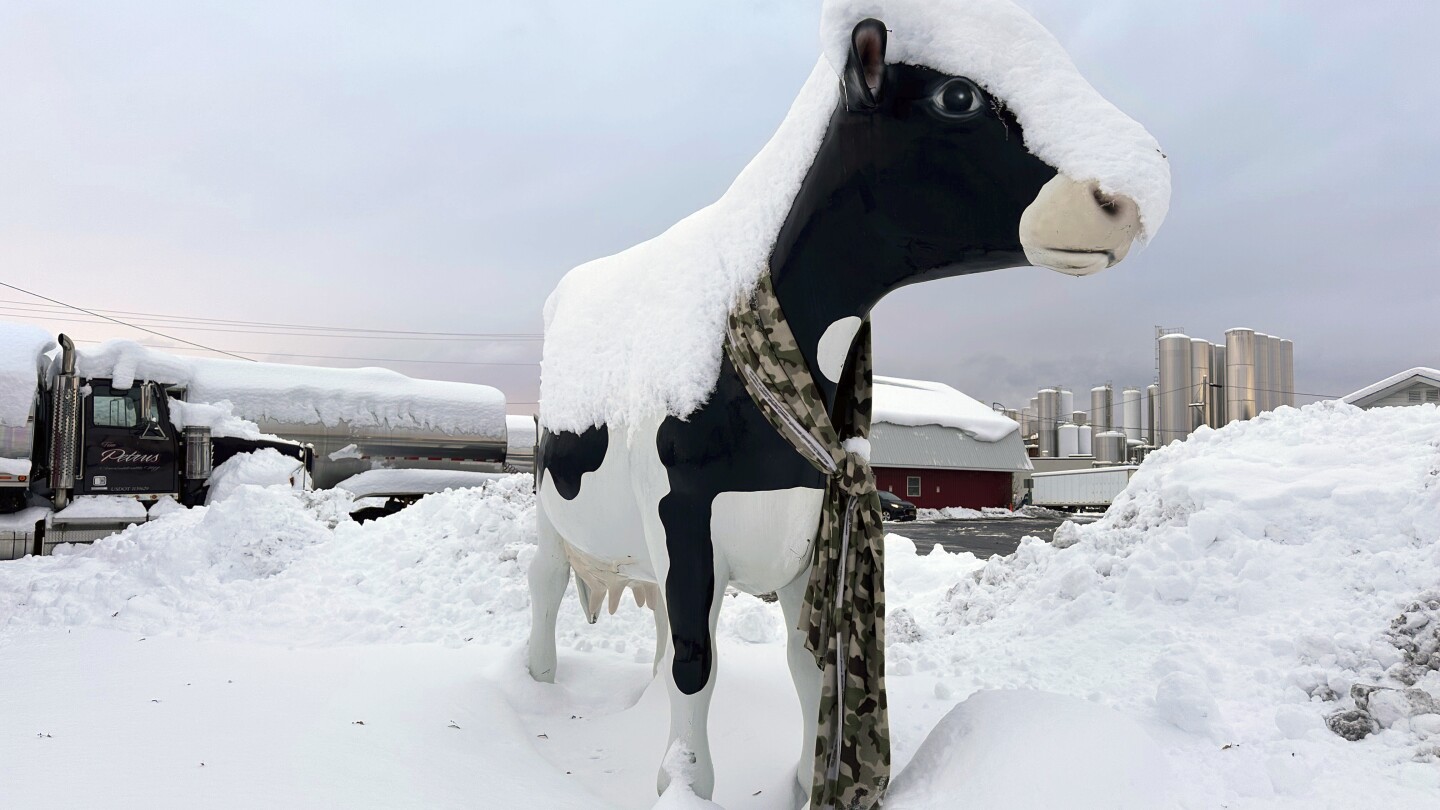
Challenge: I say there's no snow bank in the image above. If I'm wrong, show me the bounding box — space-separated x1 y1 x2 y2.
875 376 1018 441
541 0 1169 434
77 340 505 438
206 449 306 504
53 494 148 522
0 322 55 427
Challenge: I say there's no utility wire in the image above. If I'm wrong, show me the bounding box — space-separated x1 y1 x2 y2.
71 338 540 368
0 281 256 362
0 299 542 340
0 307 539 342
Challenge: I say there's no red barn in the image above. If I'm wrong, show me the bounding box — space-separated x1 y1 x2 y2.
870 377 1031 511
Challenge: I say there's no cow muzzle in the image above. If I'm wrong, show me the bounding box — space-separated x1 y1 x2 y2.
1019 175 1142 277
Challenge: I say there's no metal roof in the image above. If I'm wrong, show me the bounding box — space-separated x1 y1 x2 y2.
869 421 1033 473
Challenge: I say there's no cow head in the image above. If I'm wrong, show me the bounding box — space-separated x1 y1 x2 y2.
824 18 1145 289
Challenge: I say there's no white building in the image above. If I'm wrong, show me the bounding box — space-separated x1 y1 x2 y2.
1342 367 1440 409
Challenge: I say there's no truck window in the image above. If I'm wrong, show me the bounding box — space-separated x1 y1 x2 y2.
93 395 139 428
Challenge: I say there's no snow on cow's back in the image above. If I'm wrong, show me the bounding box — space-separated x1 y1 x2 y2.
541 0 1170 436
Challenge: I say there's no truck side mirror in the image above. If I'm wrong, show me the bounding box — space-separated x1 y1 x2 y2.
138 382 167 440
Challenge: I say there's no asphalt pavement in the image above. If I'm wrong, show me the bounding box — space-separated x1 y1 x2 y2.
886 513 1101 559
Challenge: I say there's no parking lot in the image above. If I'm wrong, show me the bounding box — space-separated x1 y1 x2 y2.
887 512 1101 559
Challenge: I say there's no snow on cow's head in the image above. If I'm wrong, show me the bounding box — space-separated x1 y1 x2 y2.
820 0 1171 275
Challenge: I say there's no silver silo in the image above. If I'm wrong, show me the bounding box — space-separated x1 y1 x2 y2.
1146 383 1159 444
1267 336 1283 411
1090 385 1113 434
1225 328 1257 422
1037 388 1059 457
1158 334 1193 445
1209 342 1227 426
1095 431 1128 465
1254 333 1273 412
1078 424 1093 456
1121 388 1143 443
1020 406 1035 439
1071 410 1088 426
1058 388 1075 422
1190 337 1212 431
1280 339 1295 407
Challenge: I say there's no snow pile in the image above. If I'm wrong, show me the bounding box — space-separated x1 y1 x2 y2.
0 322 55 427
901 401 1440 803
335 468 508 499
53 494 148 522
541 0 1168 434
874 376 1018 441
206 448 306 504
916 506 1018 521
168 398 287 443
506 414 537 454
77 339 505 438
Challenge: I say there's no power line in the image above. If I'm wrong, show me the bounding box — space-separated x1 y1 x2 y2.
71 338 540 368
0 306 540 342
0 299 542 340
0 281 255 362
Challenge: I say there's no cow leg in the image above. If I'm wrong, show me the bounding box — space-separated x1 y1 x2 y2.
526 501 570 683
647 490 727 800
652 590 669 676
778 568 820 805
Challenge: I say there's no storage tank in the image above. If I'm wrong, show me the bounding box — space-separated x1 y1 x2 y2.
1209 343 1227 426
1020 406 1035 438
1267 336 1283 411
1090 385 1113 434
1071 410 1088 426
1225 328 1257 422
1190 338 1212 431
1037 388 1059 457
1058 388 1074 421
1120 388 1143 442
1058 423 1080 458
1094 431 1128 465
1254 333 1272 412
1145 383 1159 444
1077 424 1093 456
1157 334 1192 445
1280 339 1295 407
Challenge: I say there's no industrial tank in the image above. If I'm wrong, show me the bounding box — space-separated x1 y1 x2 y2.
1058 423 1080 458
1037 388 1059 457
1280 339 1295 407
1121 388 1143 442
1058 388 1075 421
1254 333 1273 412
1071 410 1088 426
1157 334 1192 445
1209 343 1227 426
1090 385 1113 434
1225 328 1257 422
1267 336 1283 411
1145 383 1159 444
1190 337 1212 431
1078 424 1093 456
1094 431 1128 465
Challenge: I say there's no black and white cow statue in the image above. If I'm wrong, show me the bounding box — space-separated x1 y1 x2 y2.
529 0 1169 804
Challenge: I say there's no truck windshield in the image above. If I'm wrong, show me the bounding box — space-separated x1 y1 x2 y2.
93 395 138 428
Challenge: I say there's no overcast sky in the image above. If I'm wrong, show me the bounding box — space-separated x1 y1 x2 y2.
2 1 1437 413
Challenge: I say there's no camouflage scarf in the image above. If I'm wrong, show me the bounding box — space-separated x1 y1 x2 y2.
724 272 889 810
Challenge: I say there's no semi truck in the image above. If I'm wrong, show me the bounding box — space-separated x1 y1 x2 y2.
0 326 510 559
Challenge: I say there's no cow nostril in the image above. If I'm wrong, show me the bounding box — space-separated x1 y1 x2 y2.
1091 187 1120 216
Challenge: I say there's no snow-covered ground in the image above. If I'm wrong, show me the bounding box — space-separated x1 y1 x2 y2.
3 401 1439 808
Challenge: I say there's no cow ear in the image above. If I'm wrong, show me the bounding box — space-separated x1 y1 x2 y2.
844 18 888 110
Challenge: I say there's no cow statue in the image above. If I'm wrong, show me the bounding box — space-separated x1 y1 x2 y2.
528 0 1170 806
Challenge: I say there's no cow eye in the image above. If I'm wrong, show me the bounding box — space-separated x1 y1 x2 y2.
934 78 984 120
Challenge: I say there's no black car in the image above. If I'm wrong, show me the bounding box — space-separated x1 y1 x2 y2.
878 490 917 522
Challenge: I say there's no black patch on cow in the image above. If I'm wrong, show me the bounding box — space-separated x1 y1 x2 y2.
537 425 608 500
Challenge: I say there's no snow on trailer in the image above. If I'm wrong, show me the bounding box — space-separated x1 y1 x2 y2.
76 339 510 488
0 323 58 491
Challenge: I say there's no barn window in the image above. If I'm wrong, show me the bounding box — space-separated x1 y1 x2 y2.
1410 390 1423 403
906 476 921 498
1428 389 1438 403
